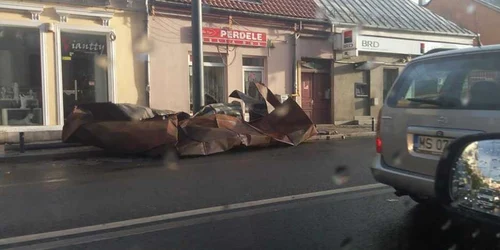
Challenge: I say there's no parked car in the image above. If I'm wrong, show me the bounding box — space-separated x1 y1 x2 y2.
476 188 499 210
372 45 500 203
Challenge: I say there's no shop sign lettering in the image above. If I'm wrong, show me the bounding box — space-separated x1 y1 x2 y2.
62 36 106 55
361 40 380 48
202 27 267 47
71 42 105 52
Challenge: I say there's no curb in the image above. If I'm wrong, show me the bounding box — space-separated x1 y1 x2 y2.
0 147 108 164
308 131 376 141
1 132 376 163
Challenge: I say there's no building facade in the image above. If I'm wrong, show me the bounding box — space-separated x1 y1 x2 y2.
425 0 500 45
319 0 475 124
0 0 147 143
149 0 334 123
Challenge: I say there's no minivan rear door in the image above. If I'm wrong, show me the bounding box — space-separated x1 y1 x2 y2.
381 52 500 177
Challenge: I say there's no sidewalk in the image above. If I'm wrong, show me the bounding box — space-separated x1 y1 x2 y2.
0 125 375 162
309 124 376 141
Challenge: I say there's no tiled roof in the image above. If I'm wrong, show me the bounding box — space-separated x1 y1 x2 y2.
156 0 324 20
317 0 475 35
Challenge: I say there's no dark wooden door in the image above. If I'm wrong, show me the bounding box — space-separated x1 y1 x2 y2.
312 73 331 124
301 73 313 120
301 72 331 124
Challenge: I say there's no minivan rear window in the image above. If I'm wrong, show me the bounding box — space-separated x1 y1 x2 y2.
387 52 500 110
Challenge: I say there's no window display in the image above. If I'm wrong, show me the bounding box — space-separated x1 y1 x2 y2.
0 26 43 126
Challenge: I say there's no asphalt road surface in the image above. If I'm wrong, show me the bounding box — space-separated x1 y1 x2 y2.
0 138 498 249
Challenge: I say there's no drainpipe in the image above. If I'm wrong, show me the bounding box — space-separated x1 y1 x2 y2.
145 0 151 107
291 22 302 96
291 33 297 95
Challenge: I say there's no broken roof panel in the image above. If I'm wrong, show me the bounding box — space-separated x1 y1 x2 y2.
318 0 475 35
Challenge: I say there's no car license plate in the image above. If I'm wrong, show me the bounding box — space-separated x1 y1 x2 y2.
413 135 451 154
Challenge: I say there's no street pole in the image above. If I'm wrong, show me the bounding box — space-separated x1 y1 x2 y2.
191 0 204 113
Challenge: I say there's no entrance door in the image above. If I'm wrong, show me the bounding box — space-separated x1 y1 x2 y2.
301 72 331 124
312 73 331 124
301 73 313 119
60 32 108 118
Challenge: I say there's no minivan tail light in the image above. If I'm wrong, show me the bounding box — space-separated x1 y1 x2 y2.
376 137 382 153
376 109 382 153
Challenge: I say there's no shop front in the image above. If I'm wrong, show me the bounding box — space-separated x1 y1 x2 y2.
149 10 333 121
0 1 146 143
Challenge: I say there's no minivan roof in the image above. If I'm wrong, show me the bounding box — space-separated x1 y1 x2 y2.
413 44 500 62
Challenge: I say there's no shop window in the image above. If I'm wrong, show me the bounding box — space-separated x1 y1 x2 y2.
60 32 109 118
383 68 399 100
243 57 265 99
189 54 226 112
0 26 43 126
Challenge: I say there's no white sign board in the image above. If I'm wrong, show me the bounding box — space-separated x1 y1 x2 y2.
356 35 471 55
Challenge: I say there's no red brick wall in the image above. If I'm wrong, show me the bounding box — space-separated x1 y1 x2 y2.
426 0 500 45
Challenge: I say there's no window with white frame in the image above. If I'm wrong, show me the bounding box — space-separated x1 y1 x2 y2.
189 54 226 111
242 57 265 99
0 26 43 126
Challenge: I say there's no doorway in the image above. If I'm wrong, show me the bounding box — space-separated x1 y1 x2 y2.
301 72 331 124
383 68 399 100
60 32 108 118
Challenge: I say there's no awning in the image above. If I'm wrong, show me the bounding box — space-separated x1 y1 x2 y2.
353 61 383 71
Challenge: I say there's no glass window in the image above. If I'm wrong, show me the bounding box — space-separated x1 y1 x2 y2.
244 70 264 99
243 57 265 99
189 55 226 111
387 52 500 110
383 68 399 100
0 26 43 126
60 32 109 118
243 57 264 67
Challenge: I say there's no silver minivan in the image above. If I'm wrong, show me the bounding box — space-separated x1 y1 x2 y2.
372 45 500 203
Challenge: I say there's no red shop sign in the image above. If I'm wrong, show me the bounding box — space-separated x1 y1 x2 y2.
202 27 267 47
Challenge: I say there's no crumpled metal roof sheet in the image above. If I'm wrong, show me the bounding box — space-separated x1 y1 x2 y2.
62 83 317 157
317 0 475 35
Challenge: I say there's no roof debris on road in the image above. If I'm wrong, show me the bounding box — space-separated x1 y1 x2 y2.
62 83 317 156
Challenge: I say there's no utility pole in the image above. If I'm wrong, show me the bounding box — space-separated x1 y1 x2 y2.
191 0 204 112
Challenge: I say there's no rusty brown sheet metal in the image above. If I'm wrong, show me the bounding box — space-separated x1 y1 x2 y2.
62 83 317 156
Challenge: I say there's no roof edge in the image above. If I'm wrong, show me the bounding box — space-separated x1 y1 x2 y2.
474 0 500 13
333 22 476 38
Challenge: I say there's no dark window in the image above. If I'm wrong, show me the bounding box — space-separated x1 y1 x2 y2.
383 68 399 100
355 82 369 98
0 26 43 126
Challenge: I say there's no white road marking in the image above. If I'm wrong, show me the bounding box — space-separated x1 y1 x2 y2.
0 178 69 188
8 187 395 250
0 183 387 247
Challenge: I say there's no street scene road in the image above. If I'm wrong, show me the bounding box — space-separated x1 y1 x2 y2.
0 138 496 249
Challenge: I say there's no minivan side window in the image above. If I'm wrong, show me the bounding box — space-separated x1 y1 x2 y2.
387 53 500 110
